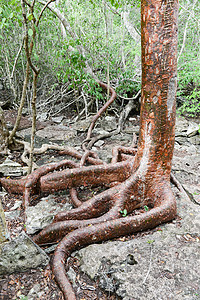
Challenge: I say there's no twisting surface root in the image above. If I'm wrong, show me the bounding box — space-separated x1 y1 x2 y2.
0 143 176 300
0 82 177 300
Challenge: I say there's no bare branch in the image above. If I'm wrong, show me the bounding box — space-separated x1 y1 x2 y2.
36 0 56 26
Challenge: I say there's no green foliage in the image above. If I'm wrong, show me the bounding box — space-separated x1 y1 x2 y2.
18 296 28 300
147 239 154 244
120 209 127 217
144 205 149 212
178 88 200 117
177 0 200 116
0 0 199 117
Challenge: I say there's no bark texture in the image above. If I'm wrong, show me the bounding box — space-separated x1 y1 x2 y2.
0 199 9 244
0 107 9 153
0 0 179 299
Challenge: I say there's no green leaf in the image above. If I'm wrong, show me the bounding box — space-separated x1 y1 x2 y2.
147 239 154 244
28 28 33 36
27 14 33 21
120 209 127 217
9 12 14 19
144 205 149 212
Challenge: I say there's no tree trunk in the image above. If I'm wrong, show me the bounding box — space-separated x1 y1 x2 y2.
0 199 9 244
0 106 9 154
0 0 179 299
133 0 178 196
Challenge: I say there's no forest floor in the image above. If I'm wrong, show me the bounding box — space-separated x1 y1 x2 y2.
0 110 199 300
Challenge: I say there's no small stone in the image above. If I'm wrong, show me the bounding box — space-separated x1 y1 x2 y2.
5 210 20 220
25 195 72 234
0 158 23 177
186 122 199 137
37 112 48 122
94 140 105 147
52 116 64 124
10 200 22 211
0 233 49 275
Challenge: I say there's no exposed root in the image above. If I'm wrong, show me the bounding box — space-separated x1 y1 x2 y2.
170 173 200 205
51 183 176 300
69 188 82 207
0 79 178 300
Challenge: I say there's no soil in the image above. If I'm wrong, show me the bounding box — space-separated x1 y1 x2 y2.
0 110 199 300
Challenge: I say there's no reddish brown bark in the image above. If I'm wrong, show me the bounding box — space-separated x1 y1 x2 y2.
0 0 179 299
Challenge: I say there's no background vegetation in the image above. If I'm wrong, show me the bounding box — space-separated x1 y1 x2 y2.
0 0 199 119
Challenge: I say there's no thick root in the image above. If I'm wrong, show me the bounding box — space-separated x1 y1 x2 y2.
52 182 176 300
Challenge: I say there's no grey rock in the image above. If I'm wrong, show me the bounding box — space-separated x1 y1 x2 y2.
175 136 188 145
0 158 23 177
67 267 78 288
172 154 200 175
27 283 44 299
124 125 140 134
4 200 22 220
36 125 76 141
175 116 199 140
10 200 22 211
5 210 20 220
186 122 199 137
101 116 117 131
52 116 64 124
97 149 113 163
175 116 189 134
188 135 200 145
93 129 110 136
174 143 199 154
25 195 72 234
72 117 93 132
37 112 48 122
94 140 105 147
0 233 49 275
76 191 200 300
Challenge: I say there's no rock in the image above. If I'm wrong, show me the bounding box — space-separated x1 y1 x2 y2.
37 112 48 122
124 125 140 134
36 125 76 142
0 92 13 109
10 200 22 211
25 194 72 234
0 158 23 177
72 117 93 132
27 283 45 299
0 233 49 275
175 136 188 145
67 267 78 289
52 116 64 124
5 210 20 220
101 116 117 131
188 135 200 145
174 143 199 154
95 148 113 162
4 200 22 220
172 154 200 176
175 116 200 142
76 193 200 300
186 122 199 137
93 129 110 136
175 115 189 135
94 140 104 147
